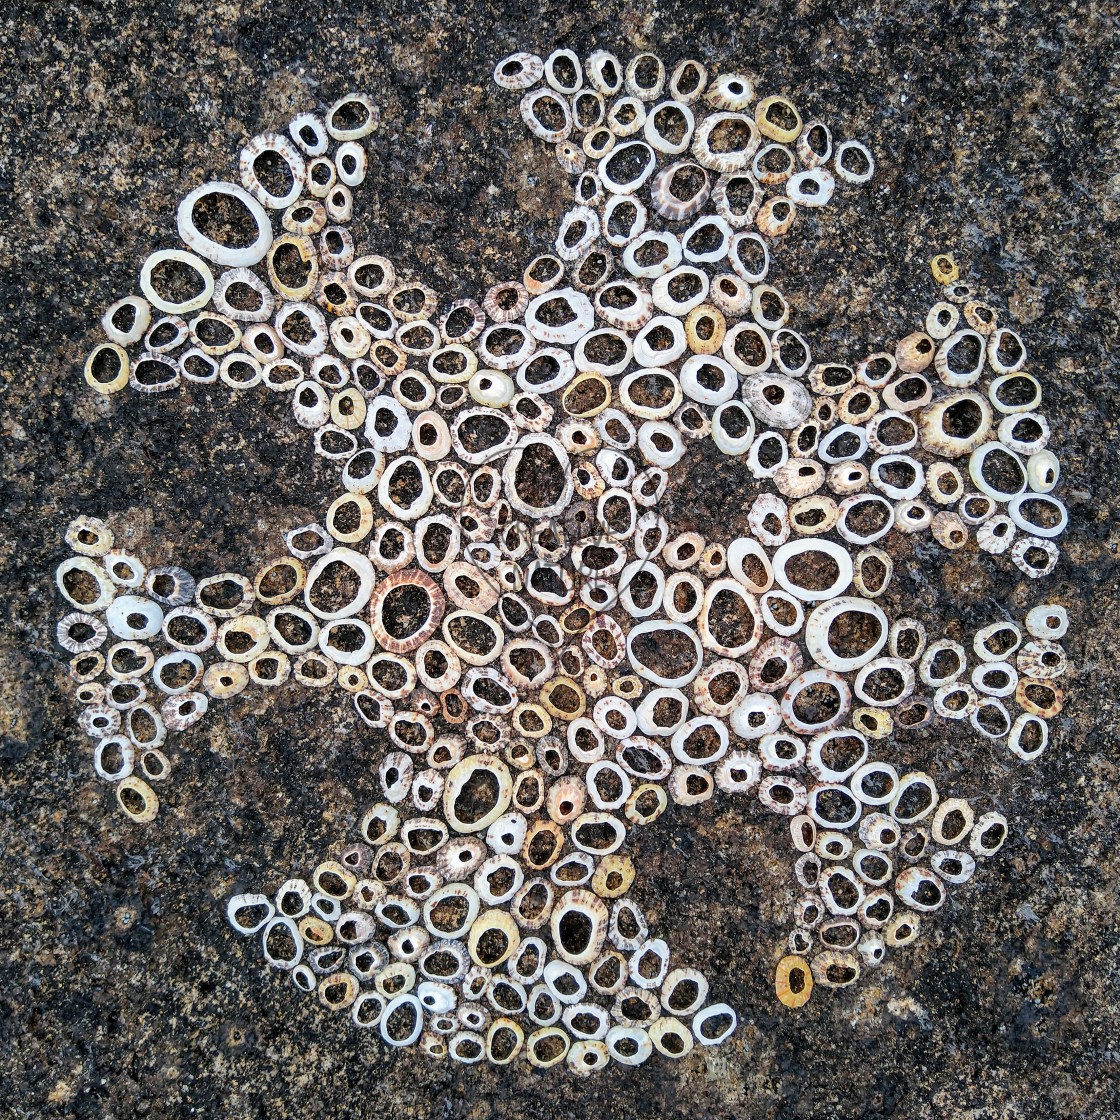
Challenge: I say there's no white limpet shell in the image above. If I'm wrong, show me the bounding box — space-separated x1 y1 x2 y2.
622 231 682 279
692 1002 737 1046
325 93 380 141
93 734 135 781
524 288 595 345
679 354 738 406
786 168 835 207
544 48 582 95
626 621 703 686
998 411 1050 455
729 692 782 739
1007 493 1068 538
771 539 853 602
633 316 687 367
57 556 117 612
833 140 875 184
988 372 1041 415
502 434 574 518
106 595 164 640
743 373 812 428
288 113 328 156
894 866 946 913
804 597 889 672
969 811 1009 857
624 53 666 101
335 141 368 187
726 537 773 595
365 395 413 453
139 249 215 315
177 182 273 267
691 111 757 173
710 401 755 455
1007 712 1049 761
644 99 696 155
1027 449 1060 493
636 421 685 468
651 265 708 316
969 441 1027 501
818 423 868 464
681 214 732 264
601 197 649 252
101 295 151 346
469 370 516 408
986 326 1027 373
934 328 987 387
381 994 424 1047
228 892 275 935
606 1025 653 1065
889 771 940 824
600 140 658 195
303 547 375 620
1025 603 1068 639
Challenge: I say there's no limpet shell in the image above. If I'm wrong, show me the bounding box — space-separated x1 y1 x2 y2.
177 181 273 267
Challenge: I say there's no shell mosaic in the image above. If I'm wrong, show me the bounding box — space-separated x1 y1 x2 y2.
57 46 1070 1071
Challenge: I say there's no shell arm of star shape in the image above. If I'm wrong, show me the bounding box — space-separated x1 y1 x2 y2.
58 46 1069 1071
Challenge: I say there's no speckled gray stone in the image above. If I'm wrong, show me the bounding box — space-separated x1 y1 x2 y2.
1 0 1118 1116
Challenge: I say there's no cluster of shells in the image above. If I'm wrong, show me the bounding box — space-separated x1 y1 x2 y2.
56 46 1071 1071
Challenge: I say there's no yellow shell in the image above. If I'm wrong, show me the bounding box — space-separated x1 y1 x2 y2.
775 954 814 1008
930 252 960 285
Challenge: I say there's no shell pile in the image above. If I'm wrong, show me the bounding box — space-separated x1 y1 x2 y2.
56 47 1070 1071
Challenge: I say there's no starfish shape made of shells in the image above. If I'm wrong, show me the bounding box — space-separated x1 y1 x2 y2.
57 45 1070 1072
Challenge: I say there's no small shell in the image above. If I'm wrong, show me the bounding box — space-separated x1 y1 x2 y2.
178 181 273 268
755 96 802 144
756 197 796 238
796 120 832 167
84 343 130 395
693 111 758 174
1025 603 1068 639
521 88 573 143
102 295 152 346
494 52 544 91
116 775 159 823
692 1002 737 1046
1007 712 1049 761
650 160 711 221
809 949 861 988
833 141 875 184
894 866 946 912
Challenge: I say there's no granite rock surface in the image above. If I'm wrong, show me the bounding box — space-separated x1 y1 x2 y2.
1 0 1118 1116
